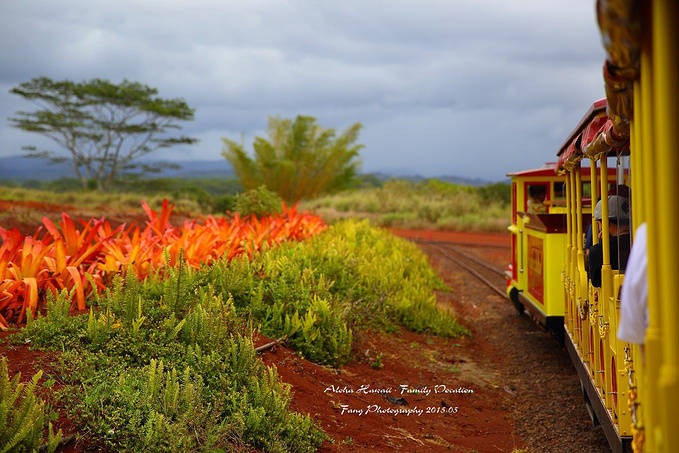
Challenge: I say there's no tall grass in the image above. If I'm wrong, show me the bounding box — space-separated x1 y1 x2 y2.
301 179 510 232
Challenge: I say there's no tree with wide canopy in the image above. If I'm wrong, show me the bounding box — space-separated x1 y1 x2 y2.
9 77 197 190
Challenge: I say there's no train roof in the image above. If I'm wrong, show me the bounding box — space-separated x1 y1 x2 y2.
506 165 558 177
507 164 616 178
556 99 609 169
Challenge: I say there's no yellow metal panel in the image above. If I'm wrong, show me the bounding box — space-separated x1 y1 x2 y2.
591 158 600 245
640 7 660 452
653 2 679 451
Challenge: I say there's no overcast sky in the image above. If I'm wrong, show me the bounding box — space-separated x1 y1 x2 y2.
0 1 606 181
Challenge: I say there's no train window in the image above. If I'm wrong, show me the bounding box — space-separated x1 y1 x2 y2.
582 181 592 198
525 183 549 214
613 153 632 271
553 182 566 199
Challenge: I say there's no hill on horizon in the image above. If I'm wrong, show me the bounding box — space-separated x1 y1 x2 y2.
0 155 497 186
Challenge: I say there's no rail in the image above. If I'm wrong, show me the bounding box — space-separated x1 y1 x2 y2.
414 240 507 298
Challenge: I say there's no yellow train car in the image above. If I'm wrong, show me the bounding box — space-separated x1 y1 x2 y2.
506 154 616 334
557 98 634 452
571 2 678 452
504 2 678 452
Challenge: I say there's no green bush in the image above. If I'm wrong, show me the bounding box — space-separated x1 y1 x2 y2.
172 186 214 212
211 219 467 366
211 194 236 214
17 262 324 452
234 186 283 218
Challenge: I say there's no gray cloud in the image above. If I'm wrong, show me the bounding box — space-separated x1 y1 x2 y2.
0 0 605 180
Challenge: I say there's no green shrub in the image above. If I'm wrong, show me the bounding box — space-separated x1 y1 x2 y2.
16 259 324 452
172 186 214 212
211 194 236 214
234 186 283 218
211 219 466 366
13 218 464 449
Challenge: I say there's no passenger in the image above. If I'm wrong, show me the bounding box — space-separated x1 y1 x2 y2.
587 195 631 287
618 223 648 350
527 185 547 214
585 185 630 257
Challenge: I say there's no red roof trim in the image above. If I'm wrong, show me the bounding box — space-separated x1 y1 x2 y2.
556 98 608 157
507 166 617 178
506 168 559 177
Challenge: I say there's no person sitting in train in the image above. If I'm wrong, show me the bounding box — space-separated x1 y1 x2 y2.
588 194 631 287
618 223 648 353
584 185 630 258
526 185 547 214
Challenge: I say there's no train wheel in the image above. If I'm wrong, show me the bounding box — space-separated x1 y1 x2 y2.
580 380 600 426
547 318 565 346
508 287 524 315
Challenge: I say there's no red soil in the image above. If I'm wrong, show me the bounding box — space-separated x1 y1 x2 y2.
0 199 79 212
256 326 519 452
389 228 510 247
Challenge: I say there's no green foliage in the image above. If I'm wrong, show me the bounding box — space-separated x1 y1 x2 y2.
233 186 283 218
211 220 466 366
211 195 236 214
19 289 86 351
9 77 197 190
476 182 511 204
222 115 363 202
302 178 510 232
370 352 383 369
17 258 324 452
0 357 62 453
14 218 463 449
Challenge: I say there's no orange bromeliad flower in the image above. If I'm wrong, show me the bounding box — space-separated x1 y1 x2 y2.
0 199 325 328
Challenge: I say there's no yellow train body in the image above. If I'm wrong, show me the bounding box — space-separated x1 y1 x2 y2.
505 2 679 452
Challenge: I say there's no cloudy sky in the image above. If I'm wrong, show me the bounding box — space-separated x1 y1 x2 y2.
0 1 606 181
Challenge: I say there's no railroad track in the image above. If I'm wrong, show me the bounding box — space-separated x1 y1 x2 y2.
412 239 507 298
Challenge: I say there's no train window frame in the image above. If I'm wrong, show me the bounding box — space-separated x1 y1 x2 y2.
512 182 517 223
523 182 550 213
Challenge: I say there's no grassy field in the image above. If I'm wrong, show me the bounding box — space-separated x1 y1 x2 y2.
0 177 243 215
301 179 510 232
0 176 510 232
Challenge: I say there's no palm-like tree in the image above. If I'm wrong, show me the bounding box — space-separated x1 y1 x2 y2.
222 115 363 202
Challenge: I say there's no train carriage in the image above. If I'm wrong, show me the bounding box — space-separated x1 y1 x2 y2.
506 152 617 334
504 2 679 452
557 98 634 453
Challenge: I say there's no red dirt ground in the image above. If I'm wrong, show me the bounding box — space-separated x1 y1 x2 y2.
388 228 510 247
256 328 519 452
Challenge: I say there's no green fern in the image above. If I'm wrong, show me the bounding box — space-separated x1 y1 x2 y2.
0 357 62 453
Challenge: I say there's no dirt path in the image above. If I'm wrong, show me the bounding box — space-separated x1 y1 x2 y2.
412 234 610 453
256 229 610 452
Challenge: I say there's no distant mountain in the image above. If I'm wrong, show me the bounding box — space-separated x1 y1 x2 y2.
0 156 235 180
367 171 493 186
0 155 499 186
